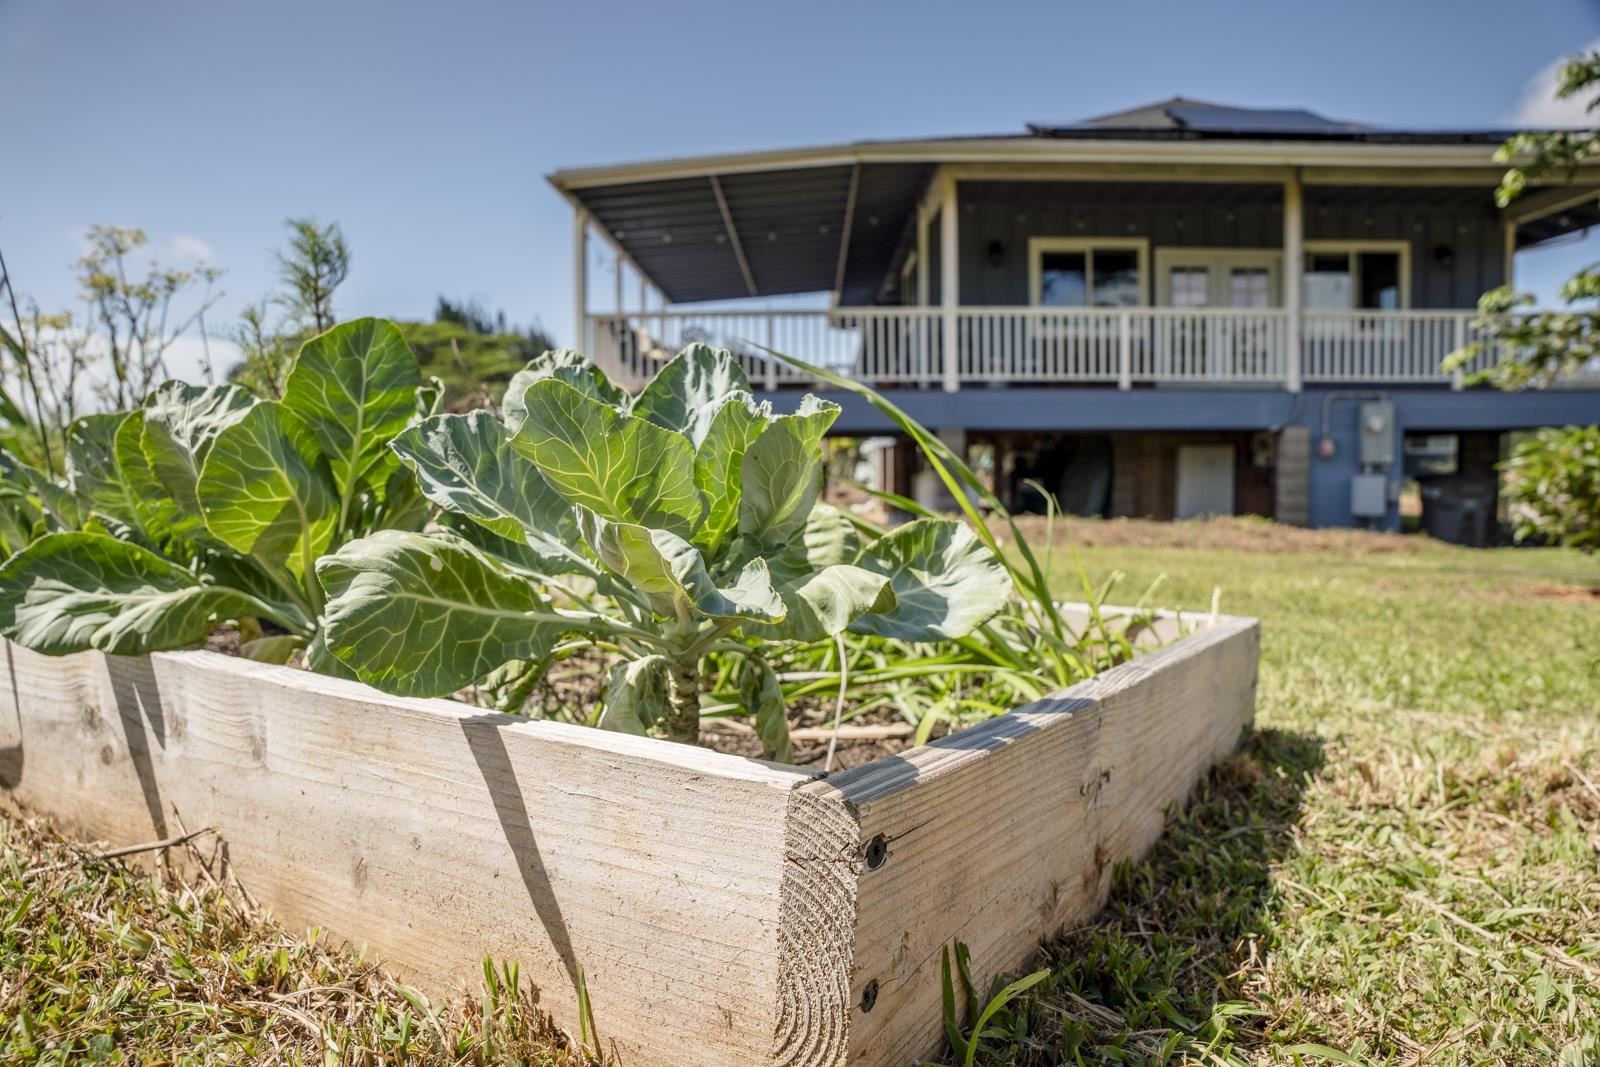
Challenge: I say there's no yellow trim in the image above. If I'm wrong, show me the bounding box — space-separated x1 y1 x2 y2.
1153 247 1285 306
1303 239 1412 309
1027 237 1151 308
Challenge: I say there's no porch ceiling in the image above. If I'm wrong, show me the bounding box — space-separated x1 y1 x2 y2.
567 162 932 305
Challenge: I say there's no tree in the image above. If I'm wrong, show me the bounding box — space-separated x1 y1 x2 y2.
1446 48 1600 553
228 217 352 397
0 227 221 471
394 298 558 411
77 225 223 410
276 217 350 333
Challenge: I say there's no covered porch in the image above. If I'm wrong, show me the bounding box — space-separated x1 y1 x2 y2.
578 304 1505 391
553 150 1597 395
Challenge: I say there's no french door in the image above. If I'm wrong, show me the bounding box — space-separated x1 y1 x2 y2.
1156 251 1282 379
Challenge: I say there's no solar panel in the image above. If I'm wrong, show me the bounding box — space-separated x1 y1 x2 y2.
1166 105 1360 133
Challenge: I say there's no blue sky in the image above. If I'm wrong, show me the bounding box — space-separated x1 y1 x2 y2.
3 0 1599 376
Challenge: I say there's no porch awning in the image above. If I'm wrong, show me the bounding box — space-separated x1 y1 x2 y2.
556 162 933 306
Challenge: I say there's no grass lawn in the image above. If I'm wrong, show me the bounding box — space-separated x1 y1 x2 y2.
3 520 1597 1064
1008 519 1600 1065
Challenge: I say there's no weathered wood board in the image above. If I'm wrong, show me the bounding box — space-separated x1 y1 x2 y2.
0 607 1258 1067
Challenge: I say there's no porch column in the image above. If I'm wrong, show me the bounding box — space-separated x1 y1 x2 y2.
1283 170 1303 393
1503 219 1517 287
572 205 589 352
940 173 959 392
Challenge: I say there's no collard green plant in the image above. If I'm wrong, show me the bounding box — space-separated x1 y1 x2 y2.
318 344 1012 753
0 318 435 665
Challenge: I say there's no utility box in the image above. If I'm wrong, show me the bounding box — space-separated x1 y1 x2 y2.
1358 401 1396 468
1351 473 1388 518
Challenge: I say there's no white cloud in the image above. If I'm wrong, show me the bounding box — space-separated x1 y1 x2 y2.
160 332 242 384
171 234 216 262
1512 40 1600 127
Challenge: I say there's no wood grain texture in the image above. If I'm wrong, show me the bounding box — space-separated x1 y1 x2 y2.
808 614 1260 1066
0 642 821 1067
0 606 1257 1067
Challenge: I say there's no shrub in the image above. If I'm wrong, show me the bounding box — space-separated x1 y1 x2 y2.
1501 426 1600 554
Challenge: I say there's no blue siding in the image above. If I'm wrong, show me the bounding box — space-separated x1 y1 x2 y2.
758 385 1599 531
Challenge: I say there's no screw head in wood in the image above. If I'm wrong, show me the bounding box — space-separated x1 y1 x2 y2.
859 979 879 1013
864 834 889 870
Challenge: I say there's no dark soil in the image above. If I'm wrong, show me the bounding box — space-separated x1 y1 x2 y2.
203 628 938 769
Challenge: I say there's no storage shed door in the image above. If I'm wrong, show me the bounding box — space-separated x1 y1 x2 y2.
1176 444 1236 519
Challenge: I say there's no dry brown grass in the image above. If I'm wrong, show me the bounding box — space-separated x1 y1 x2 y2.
0 813 590 1065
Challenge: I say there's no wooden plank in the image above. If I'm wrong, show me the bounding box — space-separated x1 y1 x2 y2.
0 643 819 1067
0 605 1258 1067
805 615 1259 1066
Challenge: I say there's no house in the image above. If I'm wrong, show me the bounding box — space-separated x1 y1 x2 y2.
547 98 1600 543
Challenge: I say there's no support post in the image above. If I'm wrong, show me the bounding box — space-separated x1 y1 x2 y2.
765 315 777 391
1282 170 1303 393
1117 311 1132 390
916 198 931 387
1503 219 1517 289
1451 314 1467 391
940 173 959 393
572 206 589 353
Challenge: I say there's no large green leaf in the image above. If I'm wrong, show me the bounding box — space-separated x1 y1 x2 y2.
752 563 896 643
391 411 580 570
739 653 792 762
65 413 144 529
0 453 45 557
849 519 1012 642
512 379 701 536
502 349 629 432
692 394 769 554
197 402 336 575
597 655 670 735
576 509 785 623
632 345 751 446
0 532 257 655
114 412 187 543
139 381 254 525
738 395 840 546
282 318 421 495
316 530 565 697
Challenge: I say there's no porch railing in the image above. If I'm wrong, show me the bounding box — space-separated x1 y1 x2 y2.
582 307 1552 391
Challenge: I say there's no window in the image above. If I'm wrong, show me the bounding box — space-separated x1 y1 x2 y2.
1029 239 1148 307
1302 244 1408 309
1229 268 1272 309
1039 251 1087 306
1169 267 1208 308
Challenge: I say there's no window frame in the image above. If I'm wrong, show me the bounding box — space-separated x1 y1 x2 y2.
1301 240 1411 310
1027 237 1151 309
1152 247 1284 307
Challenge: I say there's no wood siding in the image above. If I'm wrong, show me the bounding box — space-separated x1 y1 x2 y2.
954 181 1507 310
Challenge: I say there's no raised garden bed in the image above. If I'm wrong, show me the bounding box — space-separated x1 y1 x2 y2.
0 602 1256 1066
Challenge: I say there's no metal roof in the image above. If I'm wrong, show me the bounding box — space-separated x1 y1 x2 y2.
550 99 1589 305
572 163 932 305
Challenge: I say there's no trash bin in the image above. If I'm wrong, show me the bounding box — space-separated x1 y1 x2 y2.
1419 482 1494 546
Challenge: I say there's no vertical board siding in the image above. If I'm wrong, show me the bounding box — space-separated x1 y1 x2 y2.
955 181 1505 309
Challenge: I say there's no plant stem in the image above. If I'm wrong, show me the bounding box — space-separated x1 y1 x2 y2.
654 656 701 744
